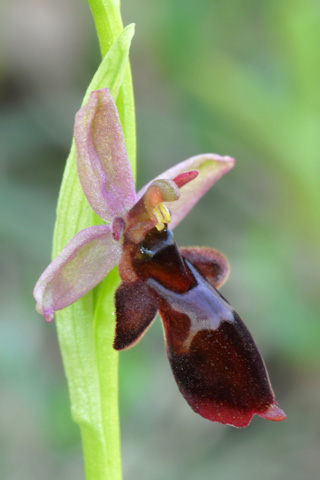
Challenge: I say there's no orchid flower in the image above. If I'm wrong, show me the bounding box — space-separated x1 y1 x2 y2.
34 88 286 428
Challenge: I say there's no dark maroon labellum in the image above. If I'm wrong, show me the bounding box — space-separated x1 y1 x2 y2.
114 226 286 427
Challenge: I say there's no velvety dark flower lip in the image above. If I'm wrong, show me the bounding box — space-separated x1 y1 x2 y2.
34 87 286 427
115 225 286 427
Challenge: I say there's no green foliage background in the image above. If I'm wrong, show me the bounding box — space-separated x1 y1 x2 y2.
1 0 319 479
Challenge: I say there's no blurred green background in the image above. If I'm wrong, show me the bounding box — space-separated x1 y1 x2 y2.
1 0 320 479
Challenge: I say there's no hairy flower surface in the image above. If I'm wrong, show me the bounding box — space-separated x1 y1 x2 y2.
34 88 286 427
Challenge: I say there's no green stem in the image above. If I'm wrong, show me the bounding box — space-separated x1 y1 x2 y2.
52 2 136 479
93 268 122 478
88 0 136 179
79 269 122 480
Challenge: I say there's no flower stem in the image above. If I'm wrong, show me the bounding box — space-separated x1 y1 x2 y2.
88 0 136 178
93 268 122 479
53 2 135 479
78 269 122 480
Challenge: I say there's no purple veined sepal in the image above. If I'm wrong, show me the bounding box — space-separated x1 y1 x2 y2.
74 89 137 222
137 153 235 230
114 226 286 427
33 224 122 323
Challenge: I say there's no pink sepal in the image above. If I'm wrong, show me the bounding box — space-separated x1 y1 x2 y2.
74 88 137 222
137 154 235 229
33 224 121 321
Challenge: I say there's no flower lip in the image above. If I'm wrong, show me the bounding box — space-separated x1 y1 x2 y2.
121 225 286 427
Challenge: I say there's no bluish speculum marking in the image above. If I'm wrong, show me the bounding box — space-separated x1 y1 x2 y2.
147 260 234 350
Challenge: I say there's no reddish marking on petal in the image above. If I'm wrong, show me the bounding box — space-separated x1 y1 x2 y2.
173 170 199 188
259 402 286 422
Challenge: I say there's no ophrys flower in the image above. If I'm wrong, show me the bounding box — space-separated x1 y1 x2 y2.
34 88 286 427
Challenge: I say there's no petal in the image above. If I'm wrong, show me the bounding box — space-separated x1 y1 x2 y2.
137 154 235 229
113 280 158 350
180 246 229 288
33 225 121 322
74 88 137 222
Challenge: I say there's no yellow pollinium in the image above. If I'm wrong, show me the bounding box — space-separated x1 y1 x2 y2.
153 203 171 231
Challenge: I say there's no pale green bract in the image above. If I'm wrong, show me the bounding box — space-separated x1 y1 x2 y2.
52 3 136 479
